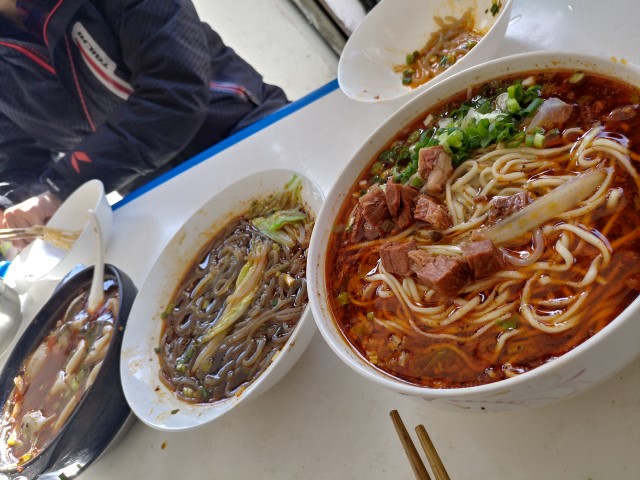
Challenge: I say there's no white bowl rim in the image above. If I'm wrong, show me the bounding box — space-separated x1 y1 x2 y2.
337 0 515 103
311 49 640 400
6 179 111 295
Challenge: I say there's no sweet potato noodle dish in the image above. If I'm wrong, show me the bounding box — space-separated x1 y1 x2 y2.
327 70 640 388
159 176 314 403
0 279 120 469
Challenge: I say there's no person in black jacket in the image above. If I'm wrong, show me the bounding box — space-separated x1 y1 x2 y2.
0 0 288 246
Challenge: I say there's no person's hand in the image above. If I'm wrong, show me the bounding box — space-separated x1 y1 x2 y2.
2 192 62 250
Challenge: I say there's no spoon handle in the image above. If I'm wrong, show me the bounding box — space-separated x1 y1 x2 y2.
87 209 105 313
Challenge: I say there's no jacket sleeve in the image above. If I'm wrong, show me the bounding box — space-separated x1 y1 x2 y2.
40 0 213 200
0 113 54 208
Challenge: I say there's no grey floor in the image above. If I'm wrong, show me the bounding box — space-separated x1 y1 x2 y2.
192 0 339 100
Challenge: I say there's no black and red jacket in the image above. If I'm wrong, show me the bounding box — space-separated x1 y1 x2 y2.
0 0 288 205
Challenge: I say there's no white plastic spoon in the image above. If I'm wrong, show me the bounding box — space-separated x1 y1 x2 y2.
87 209 104 314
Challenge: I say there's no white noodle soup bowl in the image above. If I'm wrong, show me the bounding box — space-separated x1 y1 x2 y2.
6 180 112 294
308 51 640 412
338 0 514 103
120 169 323 431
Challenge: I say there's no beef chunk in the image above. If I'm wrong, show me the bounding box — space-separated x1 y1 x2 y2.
461 239 505 279
414 194 452 230
359 185 392 237
385 178 419 230
487 192 531 225
408 251 470 297
350 204 367 242
380 240 416 277
362 222 379 240
418 146 453 196
604 104 639 122
385 179 402 217
349 204 380 242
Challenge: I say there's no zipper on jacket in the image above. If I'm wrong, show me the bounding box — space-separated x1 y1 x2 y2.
0 41 55 75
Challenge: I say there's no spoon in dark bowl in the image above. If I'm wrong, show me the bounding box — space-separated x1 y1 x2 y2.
87 209 105 314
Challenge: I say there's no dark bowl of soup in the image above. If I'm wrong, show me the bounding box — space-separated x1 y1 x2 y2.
308 51 640 411
0 264 137 478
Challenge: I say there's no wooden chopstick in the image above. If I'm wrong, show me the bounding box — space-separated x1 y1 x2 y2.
0 226 80 250
389 410 432 480
0 227 41 240
415 424 451 480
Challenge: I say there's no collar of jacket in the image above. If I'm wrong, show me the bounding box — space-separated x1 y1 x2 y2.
40 0 84 51
0 15 30 39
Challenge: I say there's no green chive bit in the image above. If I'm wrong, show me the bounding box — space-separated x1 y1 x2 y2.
506 97 520 114
409 174 424 188
370 161 384 175
569 72 585 83
378 149 394 164
525 134 534 147
497 315 518 330
336 291 349 307
402 68 414 85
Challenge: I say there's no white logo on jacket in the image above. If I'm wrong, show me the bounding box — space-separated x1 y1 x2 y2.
71 22 133 100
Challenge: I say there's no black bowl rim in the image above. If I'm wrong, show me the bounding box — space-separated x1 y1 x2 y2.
0 264 137 479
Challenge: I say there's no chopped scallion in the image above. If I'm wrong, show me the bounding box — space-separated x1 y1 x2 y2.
569 72 585 83
497 316 518 330
336 291 349 307
506 97 520 114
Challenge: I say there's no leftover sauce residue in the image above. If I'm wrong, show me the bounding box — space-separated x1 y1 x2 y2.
395 7 486 88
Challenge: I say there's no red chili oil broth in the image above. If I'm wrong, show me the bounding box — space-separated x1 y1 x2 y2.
326 70 640 388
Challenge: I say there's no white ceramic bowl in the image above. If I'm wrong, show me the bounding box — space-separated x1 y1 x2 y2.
6 180 112 293
338 0 513 103
309 51 640 411
120 169 323 431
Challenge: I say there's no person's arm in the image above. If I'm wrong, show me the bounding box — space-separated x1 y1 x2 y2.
0 113 62 248
40 0 212 200
0 112 54 207
2 191 61 249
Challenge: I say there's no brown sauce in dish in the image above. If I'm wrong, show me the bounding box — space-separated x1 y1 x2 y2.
158 177 314 404
0 279 119 467
395 8 484 88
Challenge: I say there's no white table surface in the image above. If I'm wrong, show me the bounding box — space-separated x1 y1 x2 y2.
10 0 640 478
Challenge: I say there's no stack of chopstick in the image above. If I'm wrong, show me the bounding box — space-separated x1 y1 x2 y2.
0 225 80 250
390 410 451 480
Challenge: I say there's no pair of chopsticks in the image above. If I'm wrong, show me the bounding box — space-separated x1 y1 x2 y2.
0 225 80 250
390 410 451 480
